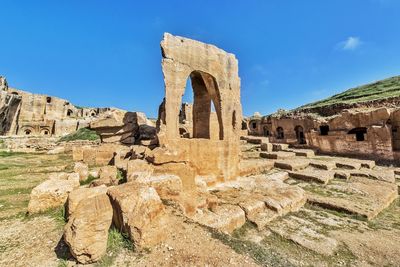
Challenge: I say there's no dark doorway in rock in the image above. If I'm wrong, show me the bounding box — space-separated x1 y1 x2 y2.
348 127 367 141
295 125 306 144
320 125 329 136
276 127 284 139
263 126 270 137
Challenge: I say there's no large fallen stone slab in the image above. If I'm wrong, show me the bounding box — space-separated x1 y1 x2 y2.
241 151 261 159
260 151 296 160
28 175 80 214
358 159 376 169
210 176 306 228
305 177 398 220
64 187 113 264
288 169 335 184
107 183 167 250
126 159 154 182
136 174 183 200
309 160 337 171
335 160 362 170
239 159 274 177
243 136 269 144
268 216 339 256
91 165 119 187
285 149 315 158
350 169 395 183
274 159 309 171
272 143 289 151
191 204 246 233
65 185 108 219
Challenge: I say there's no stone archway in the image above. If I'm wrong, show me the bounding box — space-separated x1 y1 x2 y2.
155 33 243 185
295 125 306 144
185 70 223 140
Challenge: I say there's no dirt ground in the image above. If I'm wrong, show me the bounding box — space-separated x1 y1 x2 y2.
1 151 400 267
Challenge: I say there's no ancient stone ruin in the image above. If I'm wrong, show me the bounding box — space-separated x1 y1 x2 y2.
1 33 399 266
246 107 400 163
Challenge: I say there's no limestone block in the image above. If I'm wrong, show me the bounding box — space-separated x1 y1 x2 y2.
107 183 167 250
90 165 119 187
126 159 154 182
65 185 108 219
64 190 113 264
136 174 183 200
28 178 80 214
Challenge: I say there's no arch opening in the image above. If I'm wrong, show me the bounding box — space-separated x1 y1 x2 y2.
67 109 73 117
263 126 270 137
295 125 306 144
180 71 223 140
276 127 284 139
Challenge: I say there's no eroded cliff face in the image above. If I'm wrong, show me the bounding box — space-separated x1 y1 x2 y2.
0 76 157 148
0 84 21 135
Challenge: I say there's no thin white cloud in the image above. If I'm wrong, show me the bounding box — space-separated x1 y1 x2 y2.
339 36 362 50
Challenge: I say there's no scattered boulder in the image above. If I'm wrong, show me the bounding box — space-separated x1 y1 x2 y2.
136 174 183 200
107 183 168 250
64 189 113 264
65 185 108 219
126 159 154 182
274 159 309 171
28 176 80 214
192 204 246 233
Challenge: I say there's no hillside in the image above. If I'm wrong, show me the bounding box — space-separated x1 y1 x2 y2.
297 75 400 114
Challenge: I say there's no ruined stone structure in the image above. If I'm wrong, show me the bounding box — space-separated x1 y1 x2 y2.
0 77 110 137
246 107 400 163
19 33 399 265
154 33 243 188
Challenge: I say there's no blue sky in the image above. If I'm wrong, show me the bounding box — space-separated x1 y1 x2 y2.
1 0 399 118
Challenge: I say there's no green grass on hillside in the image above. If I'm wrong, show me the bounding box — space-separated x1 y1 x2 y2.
299 75 400 110
58 128 100 142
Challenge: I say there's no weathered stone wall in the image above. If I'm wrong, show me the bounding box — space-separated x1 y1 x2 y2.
155 33 242 186
308 126 394 160
259 107 399 161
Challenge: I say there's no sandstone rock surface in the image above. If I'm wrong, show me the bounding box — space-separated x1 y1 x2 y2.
107 183 167 250
64 190 113 264
74 162 89 181
28 175 80 214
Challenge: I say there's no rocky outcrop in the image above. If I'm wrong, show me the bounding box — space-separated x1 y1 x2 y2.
64 188 113 264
